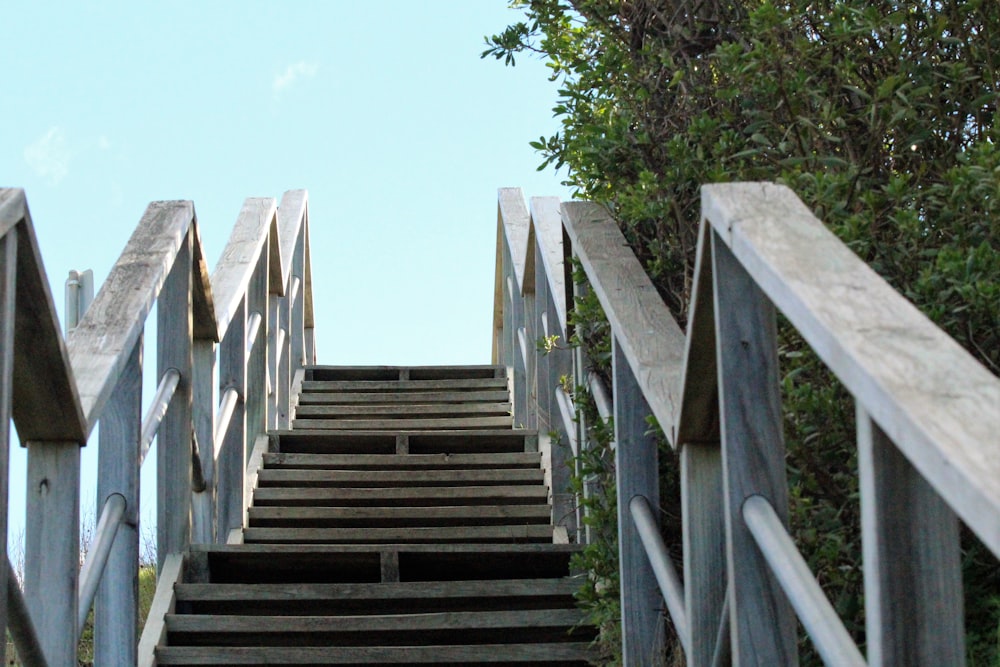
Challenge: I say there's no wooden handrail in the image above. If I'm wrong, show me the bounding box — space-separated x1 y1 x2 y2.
496 183 1000 666
0 187 313 665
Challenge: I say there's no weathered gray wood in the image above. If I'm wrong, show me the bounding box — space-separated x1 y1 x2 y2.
680 219 727 667
293 416 513 430
858 405 965 666
261 451 538 469
0 230 14 666
303 378 508 392
3 191 86 442
210 197 275 340
137 552 184 667
703 182 1000 555
94 336 142 666
257 468 542 486
613 335 665 666
248 505 552 524
712 231 797 665
380 550 400 582
253 485 548 505
68 200 195 435
242 434 270 531
284 191 307 373
295 402 512 417
530 196 568 330
277 190 306 290
562 201 687 447
498 188 532 298
186 542 582 557
189 221 219 341
192 338 216 544
25 440 81 666
244 250 269 465
157 226 194 571
267 293 284 429
243 525 554 543
216 298 246 541
298 389 511 405
156 642 594 664
6 557 48 667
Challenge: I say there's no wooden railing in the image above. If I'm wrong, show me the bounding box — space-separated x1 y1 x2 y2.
0 188 314 666
494 183 1000 666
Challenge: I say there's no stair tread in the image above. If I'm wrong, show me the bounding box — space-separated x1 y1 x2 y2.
256 469 543 486
252 485 549 506
297 390 511 405
295 403 511 417
292 416 514 430
302 378 508 392
261 452 539 469
248 504 552 524
242 524 554 543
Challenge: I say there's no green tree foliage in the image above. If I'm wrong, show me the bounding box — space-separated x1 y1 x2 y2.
486 1 999 664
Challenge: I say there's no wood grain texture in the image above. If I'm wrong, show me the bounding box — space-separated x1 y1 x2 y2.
189 219 218 341
498 188 531 295
703 182 1000 554
2 190 86 441
95 337 142 666
858 405 965 666
712 232 797 666
68 199 194 435
210 197 275 340
0 231 14 665
530 196 568 331
191 339 217 544
216 298 246 541
562 201 686 447
277 190 307 292
613 336 665 666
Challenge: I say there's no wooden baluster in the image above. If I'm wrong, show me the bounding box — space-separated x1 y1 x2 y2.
290 222 306 374
245 250 269 462
157 227 193 571
192 337 217 543
95 336 142 665
217 298 247 540
858 404 964 666
712 230 797 666
0 231 16 666
613 334 664 666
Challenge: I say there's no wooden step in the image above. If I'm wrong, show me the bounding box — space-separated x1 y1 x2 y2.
298 389 511 405
252 485 550 507
261 452 540 470
256 468 543 488
165 609 592 647
294 402 512 418
307 365 504 382
292 415 514 430
272 430 536 455
301 378 508 393
156 642 594 664
248 504 553 528
242 524 555 544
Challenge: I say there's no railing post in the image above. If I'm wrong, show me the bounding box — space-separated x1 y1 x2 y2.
711 230 797 665
25 438 81 665
289 223 306 375
857 405 965 665
217 298 247 541
157 227 194 571
94 336 142 665
613 334 664 666
0 231 16 666
245 250 269 466
192 338 217 543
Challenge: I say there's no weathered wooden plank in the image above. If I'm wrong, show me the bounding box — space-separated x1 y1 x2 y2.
530 196 568 331
277 189 307 291
210 197 275 339
286 195 307 373
302 378 508 392
4 191 86 441
187 542 582 557
0 230 14 666
248 505 552 525
858 405 964 666
244 248 269 462
257 468 542 486
293 416 514 430
261 451 539 469
703 182 1000 555
165 608 585 634
297 390 511 405
252 485 548 506
189 220 218 341
613 336 665 666
24 440 81 666
561 201 687 447
94 337 141 666
157 227 193 571
156 642 594 664
294 402 512 418
498 187 532 294
242 524 554 543
137 552 184 667
191 338 216 544
216 298 246 541
68 200 194 435
712 231 797 665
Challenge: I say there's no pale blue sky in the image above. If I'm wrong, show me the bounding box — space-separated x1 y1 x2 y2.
3 2 569 549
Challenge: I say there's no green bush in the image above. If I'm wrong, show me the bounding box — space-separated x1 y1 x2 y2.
487 1 999 663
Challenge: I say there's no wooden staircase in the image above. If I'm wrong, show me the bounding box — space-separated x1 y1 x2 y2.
154 365 596 665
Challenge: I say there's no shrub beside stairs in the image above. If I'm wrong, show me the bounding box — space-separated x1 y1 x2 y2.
154 365 597 665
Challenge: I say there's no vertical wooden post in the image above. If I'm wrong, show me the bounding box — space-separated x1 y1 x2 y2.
858 404 965 666
712 232 797 666
267 293 280 430
0 231 16 666
277 287 291 428
289 225 306 375
157 228 193 571
25 440 81 665
613 335 664 666
217 298 247 540
245 251 269 464
95 336 142 666
191 338 217 543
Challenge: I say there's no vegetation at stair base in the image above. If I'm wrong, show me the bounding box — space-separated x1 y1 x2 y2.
487 1 1000 664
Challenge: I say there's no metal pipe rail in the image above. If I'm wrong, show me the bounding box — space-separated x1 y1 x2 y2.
493 184 1000 666
0 187 315 665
